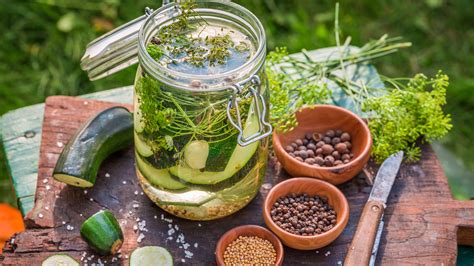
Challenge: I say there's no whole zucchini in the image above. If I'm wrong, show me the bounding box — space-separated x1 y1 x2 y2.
53 106 133 188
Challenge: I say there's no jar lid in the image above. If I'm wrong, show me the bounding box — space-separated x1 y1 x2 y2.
80 9 152 80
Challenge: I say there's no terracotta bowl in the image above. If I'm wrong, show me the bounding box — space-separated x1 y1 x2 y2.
273 104 372 185
263 177 349 250
215 225 284 266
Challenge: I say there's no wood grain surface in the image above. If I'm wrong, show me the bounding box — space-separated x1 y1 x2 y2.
1 96 474 265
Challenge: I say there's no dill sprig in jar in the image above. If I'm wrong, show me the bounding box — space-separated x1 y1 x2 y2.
80 1 271 220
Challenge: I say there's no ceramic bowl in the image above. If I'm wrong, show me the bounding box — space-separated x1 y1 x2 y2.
263 177 349 250
273 104 372 185
215 225 284 266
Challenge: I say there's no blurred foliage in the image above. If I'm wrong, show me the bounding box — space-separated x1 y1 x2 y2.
0 0 473 201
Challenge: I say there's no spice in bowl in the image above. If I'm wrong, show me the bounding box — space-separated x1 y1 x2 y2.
285 129 354 167
223 235 277 265
270 193 337 236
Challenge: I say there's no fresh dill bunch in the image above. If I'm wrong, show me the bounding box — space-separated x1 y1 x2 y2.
267 48 332 132
363 71 452 163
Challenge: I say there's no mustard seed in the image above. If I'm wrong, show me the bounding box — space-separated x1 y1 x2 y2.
223 235 276 266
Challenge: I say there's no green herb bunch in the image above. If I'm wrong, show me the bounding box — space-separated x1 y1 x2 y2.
267 48 331 132
267 3 452 163
363 72 452 162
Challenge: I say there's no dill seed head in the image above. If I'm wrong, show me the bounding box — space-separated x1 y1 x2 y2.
223 235 277 265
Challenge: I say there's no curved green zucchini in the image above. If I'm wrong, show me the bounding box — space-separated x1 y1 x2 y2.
53 107 133 188
42 254 79 266
80 210 123 255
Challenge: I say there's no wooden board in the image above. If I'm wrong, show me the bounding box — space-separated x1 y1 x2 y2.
0 86 134 215
1 96 474 265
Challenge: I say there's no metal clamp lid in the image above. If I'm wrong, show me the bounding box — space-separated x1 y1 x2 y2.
226 75 272 146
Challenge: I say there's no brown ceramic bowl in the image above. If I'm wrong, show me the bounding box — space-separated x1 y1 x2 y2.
263 177 349 250
273 104 372 185
215 225 284 266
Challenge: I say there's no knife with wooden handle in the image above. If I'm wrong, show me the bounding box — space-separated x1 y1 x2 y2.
344 151 403 266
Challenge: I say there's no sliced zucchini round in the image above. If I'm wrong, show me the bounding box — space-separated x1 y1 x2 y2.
80 210 123 255
42 254 79 266
135 133 154 157
184 140 209 170
53 107 133 188
130 246 173 266
136 153 186 190
134 94 145 133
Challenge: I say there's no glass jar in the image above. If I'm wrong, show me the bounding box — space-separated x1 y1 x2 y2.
81 1 271 220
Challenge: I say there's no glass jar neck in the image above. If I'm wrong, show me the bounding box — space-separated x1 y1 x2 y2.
137 1 266 92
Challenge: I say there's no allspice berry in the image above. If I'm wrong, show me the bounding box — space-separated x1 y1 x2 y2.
341 132 351 142
284 129 354 167
321 144 334 155
325 129 336 138
335 143 347 153
314 157 324 166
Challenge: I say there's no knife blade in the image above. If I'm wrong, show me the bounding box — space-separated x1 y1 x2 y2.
344 151 403 266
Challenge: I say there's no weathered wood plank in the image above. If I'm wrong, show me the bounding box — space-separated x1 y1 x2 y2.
0 86 133 215
2 96 474 265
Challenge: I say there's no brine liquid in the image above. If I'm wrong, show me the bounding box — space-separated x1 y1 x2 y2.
134 18 267 220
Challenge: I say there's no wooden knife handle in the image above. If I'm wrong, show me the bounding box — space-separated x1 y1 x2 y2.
344 200 385 266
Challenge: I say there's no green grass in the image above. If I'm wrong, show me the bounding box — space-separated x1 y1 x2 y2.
0 0 473 203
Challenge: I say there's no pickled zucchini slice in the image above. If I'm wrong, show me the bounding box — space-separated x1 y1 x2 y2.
169 111 259 185
135 133 154 157
136 153 186 190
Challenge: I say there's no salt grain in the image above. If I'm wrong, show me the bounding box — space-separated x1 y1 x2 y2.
185 250 194 258
90 198 94 202
198 223 202 227
38 213 44 218
154 215 158 219
140 192 144 195
105 173 110 178
62 221 66 225
122 180 127 185
194 243 198 248
134 190 139 195
133 203 139 209
57 142 63 148
181 259 186 263
46 185 51 190
84 190 88 194
45 206 50 210
137 233 145 243
42 179 48 184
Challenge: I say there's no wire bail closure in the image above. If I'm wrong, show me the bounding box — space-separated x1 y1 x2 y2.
226 75 272 146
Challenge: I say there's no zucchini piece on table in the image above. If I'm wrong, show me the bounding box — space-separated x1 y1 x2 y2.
80 210 124 255
53 107 133 188
42 254 79 266
130 246 173 266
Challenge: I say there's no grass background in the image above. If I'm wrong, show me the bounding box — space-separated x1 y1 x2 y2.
0 1 473 205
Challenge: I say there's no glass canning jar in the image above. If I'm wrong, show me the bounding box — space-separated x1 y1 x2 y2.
81 1 271 220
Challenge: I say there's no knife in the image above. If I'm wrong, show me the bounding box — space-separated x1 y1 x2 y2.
344 151 404 266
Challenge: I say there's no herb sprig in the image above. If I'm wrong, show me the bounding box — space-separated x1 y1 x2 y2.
267 3 451 163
